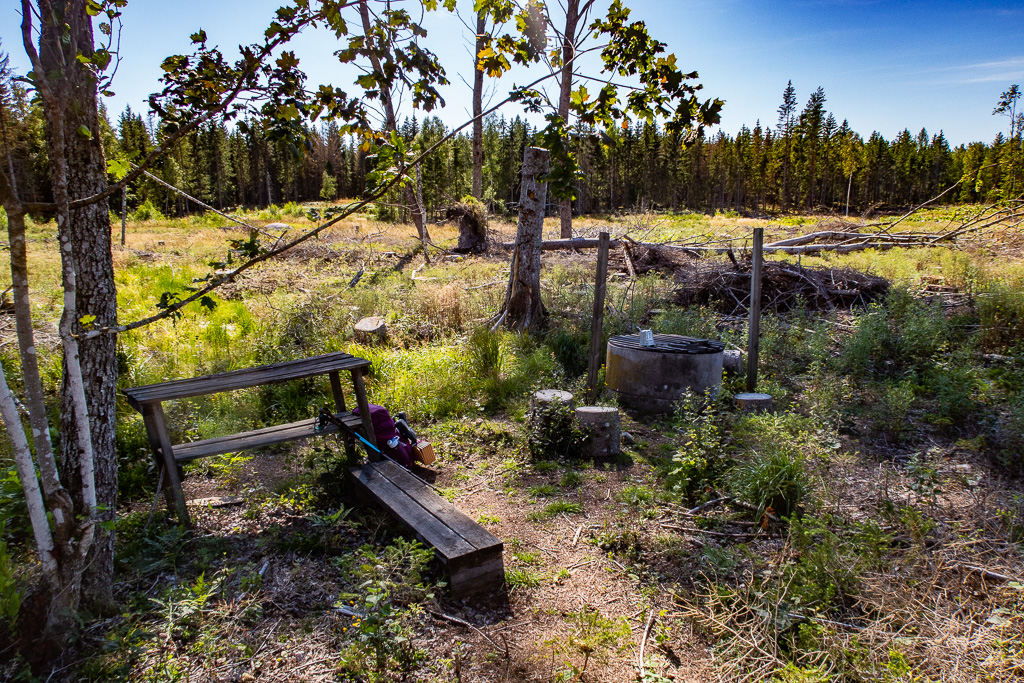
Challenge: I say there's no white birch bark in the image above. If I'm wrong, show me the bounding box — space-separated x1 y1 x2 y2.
0 361 57 581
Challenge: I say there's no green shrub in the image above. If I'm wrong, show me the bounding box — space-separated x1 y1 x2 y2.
337 538 433 677
665 390 728 503
258 204 282 221
872 378 916 442
995 396 1024 475
838 289 950 377
542 607 630 680
546 329 589 378
527 398 582 461
784 515 863 610
727 415 810 518
0 524 22 633
0 467 29 543
652 306 720 340
131 198 164 222
978 282 1024 351
923 361 983 430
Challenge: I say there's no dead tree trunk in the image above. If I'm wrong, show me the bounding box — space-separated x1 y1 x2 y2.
557 0 583 239
471 8 486 200
495 147 549 332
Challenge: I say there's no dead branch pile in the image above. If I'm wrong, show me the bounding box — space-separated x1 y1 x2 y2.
670 258 889 314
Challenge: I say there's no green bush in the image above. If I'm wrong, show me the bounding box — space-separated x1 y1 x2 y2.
871 378 916 442
923 361 983 430
665 390 729 503
784 515 864 611
0 467 29 543
0 524 22 633
727 414 810 518
978 282 1024 351
995 396 1024 475
546 329 589 378
527 399 582 461
838 289 950 377
131 198 164 222
652 306 719 340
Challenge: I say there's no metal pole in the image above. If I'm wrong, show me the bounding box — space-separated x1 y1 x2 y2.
746 227 763 393
586 231 610 401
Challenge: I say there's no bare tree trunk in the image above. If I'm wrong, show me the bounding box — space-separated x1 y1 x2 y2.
496 147 549 332
415 162 430 264
557 0 582 239
0 363 57 580
36 0 115 613
120 186 126 247
471 9 486 199
358 0 427 244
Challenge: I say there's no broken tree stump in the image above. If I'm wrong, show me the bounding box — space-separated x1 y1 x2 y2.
723 349 744 374
531 389 574 415
734 392 773 414
576 405 620 459
528 389 576 459
354 316 387 344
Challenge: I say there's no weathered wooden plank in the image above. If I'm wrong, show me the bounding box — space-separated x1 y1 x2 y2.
450 554 505 598
349 463 476 560
173 413 362 462
371 460 502 554
122 352 369 407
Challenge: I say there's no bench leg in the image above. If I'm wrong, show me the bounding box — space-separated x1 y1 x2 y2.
142 403 192 527
351 367 379 457
329 371 356 459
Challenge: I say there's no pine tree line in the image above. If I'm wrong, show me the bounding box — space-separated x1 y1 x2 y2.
6 84 1022 221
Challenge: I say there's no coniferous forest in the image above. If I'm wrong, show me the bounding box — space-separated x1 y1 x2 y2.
4 81 1022 220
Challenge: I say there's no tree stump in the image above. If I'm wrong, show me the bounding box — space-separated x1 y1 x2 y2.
531 389 574 414
576 406 620 459
734 392 773 414
722 349 743 374
354 316 387 344
528 390 575 460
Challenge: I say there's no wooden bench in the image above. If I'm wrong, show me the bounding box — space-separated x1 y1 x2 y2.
348 459 505 598
123 352 378 526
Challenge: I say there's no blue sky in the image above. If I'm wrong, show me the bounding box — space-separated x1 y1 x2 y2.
2 0 1022 146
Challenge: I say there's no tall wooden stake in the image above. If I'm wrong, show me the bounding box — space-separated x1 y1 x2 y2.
746 227 763 392
587 231 610 401
120 186 127 247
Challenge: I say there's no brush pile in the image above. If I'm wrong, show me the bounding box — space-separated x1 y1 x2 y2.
671 258 889 314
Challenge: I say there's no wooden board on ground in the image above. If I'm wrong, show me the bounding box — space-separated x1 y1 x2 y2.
348 459 504 598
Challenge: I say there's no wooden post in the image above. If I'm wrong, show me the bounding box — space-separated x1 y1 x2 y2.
121 186 127 248
746 227 763 393
328 371 347 412
586 231 610 401
329 370 355 458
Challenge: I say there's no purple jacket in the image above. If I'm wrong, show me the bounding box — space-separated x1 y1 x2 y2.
352 404 414 468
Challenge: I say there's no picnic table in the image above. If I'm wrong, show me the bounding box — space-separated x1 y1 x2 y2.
123 352 376 526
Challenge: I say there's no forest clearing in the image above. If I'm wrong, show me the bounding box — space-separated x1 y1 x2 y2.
1 202 1023 682
2 0 1023 681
